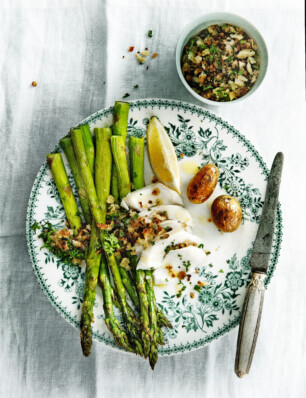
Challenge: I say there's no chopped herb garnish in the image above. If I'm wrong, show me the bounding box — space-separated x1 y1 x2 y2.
194 285 201 292
102 232 120 255
219 269 224 273
31 221 40 233
38 222 86 266
225 56 234 63
183 260 191 272
134 84 139 89
198 243 204 249
148 30 153 38
210 44 218 54
122 93 130 98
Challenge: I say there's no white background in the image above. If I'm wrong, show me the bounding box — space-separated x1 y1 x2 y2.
0 0 305 397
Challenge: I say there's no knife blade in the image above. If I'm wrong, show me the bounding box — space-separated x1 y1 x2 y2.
250 152 284 273
235 152 284 378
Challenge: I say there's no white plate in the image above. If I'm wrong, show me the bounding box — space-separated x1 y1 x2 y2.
26 99 282 355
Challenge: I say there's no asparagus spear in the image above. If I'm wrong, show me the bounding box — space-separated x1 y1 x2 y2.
71 127 142 355
111 288 141 332
128 136 158 360
107 254 143 355
80 222 101 356
136 270 151 358
113 101 130 142
60 136 92 224
111 136 131 199
70 128 108 355
145 270 159 369
157 327 165 346
157 309 173 329
70 128 105 225
92 126 132 351
116 255 140 308
111 163 119 203
112 101 129 202
94 127 112 215
129 137 145 190
110 131 147 332
115 254 170 336
46 153 82 234
99 255 134 352
128 136 171 356
80 124 95 176
111 109 140 307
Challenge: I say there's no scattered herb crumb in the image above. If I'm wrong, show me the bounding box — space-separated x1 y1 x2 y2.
208 263 213 268
123 93 130 98
198 243 204 249
176 285 186 298
219 269 224 273
135 53 146 64
134 84 139 89
148 30 153 38
194 285 201 292
32 81 37 87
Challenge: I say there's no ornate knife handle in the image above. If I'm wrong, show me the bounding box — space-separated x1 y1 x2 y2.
235 272 266 378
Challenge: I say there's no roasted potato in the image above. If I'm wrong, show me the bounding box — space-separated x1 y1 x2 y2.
211 195 242 232
187 164 219 203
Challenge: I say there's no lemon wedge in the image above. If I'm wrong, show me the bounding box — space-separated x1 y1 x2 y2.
147 117 181 194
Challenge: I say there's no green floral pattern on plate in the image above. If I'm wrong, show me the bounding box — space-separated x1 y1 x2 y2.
26 99 282 356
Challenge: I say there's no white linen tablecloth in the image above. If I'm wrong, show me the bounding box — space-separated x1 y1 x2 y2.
0 0 305 397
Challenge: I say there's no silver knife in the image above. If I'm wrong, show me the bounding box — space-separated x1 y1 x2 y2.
235 152 284 378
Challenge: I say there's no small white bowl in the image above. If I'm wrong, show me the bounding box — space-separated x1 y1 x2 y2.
176 12 268 106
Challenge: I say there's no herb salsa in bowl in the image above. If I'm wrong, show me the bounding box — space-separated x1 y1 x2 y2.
176 13 268 105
